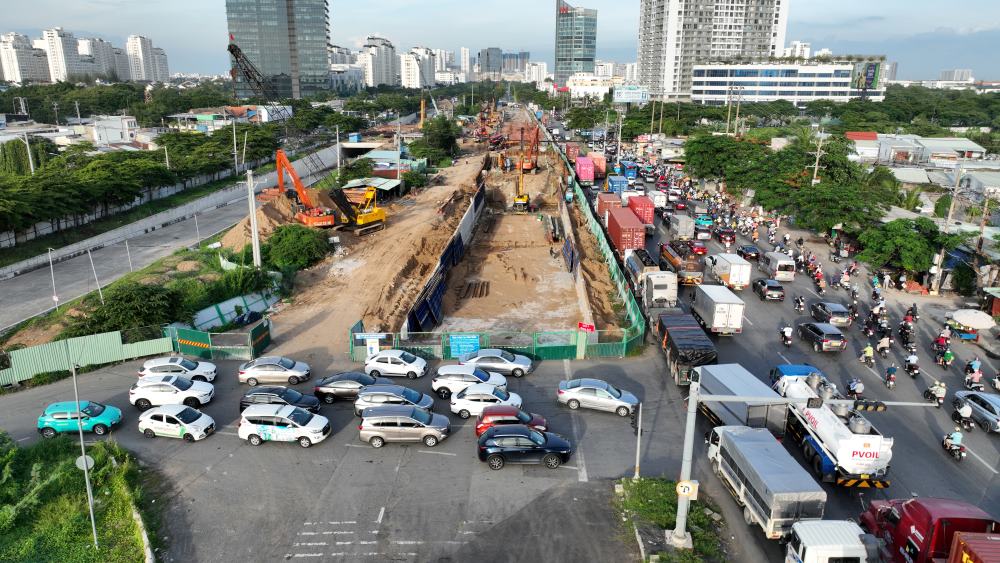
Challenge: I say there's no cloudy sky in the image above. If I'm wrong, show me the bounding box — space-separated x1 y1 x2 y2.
6 0 1000 80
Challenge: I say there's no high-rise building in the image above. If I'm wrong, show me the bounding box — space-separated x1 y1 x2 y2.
637 0 788 99
460 47 471 74
501 51 530 73
78 38 117 78
329 45 355 65
40 27 84 82
358 35 397 87
0 33 51 84
554 0 597 85
940 69 973 82
401 47 435 88
477 47 502 78
225 0 331 99
883 62 898 82
782 41 811 59
152 47 170 82
525 61 549 84
112 47 131 81
594 60 616 77
432 49 453 71
126 35 156 81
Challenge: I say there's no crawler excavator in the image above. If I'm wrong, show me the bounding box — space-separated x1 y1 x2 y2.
512 155 530 212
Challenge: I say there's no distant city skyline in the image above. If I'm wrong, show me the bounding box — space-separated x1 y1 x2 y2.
5 0 1000 80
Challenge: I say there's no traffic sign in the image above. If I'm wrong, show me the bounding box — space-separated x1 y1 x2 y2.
675 480 699 499
578 322 595 333
75 455 94 471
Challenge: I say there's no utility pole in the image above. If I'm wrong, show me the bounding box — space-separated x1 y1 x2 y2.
232 119 239 173
810 128 826 185
74 100 81 124
241 131 248 168
335 125 341 170
649 99 656 136
47 247 58 312
632 402 642 479
932 163 962 294
64 342 99 550
52 101 59 125
246 171 262 268
732 87 744 136
86 249 104 305
976 193 992 267
163 146 170 169
21 133 35 175
658 96 665 135
725 87 733 135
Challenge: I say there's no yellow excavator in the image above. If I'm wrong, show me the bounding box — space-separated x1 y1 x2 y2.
329 185 387 235
513 155 530 212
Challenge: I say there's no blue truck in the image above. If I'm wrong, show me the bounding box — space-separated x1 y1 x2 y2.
607 175 628 194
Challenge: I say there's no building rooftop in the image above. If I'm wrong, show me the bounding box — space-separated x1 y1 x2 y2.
891 168 930 184
918 137 987 154
341 177 402 191
845 131 877 141
968 170 1000 187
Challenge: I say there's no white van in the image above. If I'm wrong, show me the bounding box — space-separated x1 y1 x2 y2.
759 251 796 282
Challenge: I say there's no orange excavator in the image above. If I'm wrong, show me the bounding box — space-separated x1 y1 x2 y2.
274 150 337 228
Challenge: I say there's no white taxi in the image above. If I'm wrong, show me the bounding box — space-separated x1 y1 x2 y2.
237 404 331 448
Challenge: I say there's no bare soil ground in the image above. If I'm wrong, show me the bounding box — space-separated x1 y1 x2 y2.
568 203 622 331
437 213 581 333
267 146 488 368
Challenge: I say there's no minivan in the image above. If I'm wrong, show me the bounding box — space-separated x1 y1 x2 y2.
358 405 450 448
760 251 796 282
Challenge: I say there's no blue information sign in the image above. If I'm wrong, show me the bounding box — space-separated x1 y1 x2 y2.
449 334 481 358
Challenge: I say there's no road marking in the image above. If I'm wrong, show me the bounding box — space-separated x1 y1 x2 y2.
392 540 424 545
343 443 368 449
334 541 353 546
359 540 377 545
291 554 323 558
559 465 580 471
215 431 239 436
742 315 754 326
965 446 1000 475
16 437 30 442
804 288 820 298
294 542 327 547
777 352 792 364
376 507 385 524
330 521 356 525
563 360 589 483
417 450 456 456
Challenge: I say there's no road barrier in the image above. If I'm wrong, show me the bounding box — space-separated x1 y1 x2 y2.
163 318 271 361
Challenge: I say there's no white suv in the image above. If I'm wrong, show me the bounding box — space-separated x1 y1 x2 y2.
129 375 215 411
431 365 507 399
238 405 331 448
450 383 522 419
138 356 217 382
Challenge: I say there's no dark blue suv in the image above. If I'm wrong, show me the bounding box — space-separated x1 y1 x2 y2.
477 425 572 470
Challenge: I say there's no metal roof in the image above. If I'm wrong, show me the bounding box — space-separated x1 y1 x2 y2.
341 177 402 191
917 137 987 153
968 170 1000 188
791 521 865 549
891 168 930 184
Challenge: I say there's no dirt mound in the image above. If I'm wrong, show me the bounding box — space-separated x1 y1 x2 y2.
221 196 297 251
3 321 66 349
176 260 201 272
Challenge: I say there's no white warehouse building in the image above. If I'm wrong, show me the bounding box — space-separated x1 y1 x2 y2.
690 61 886 107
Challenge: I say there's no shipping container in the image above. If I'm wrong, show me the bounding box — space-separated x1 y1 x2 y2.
575 156 594 186
348 132 362 143
596 193 622 218
948 532 1000 563
628 195 656 233
565 142 580 163
607 175 628 194
535 110 543 120
590 153 607 178
607 207 645 253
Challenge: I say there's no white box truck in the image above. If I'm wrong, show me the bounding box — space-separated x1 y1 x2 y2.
694 364 787 438
785 521 876 563
647 190 668 209
691 284 744 334
706 426 827 539
706 253 752 290
668 214 695 240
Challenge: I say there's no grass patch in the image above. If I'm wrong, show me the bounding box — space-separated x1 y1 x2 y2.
0 431 152 562
619 478 724 563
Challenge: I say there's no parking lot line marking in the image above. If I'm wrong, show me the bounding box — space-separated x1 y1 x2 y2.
776 352 791 365
321 531 355 535
299 532 318 536
291 554 323 558
344 444 367 449
359 541 377 545
329 521 356 525
392 540 424 545
417 450 456 456
215 431 239 437
335 541 353 545
376 507 385 524
965 446 1000 474
563 360 589 483
294 542 328 547
559 465 579 471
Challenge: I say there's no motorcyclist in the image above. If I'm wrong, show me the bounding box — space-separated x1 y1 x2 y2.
940 326 953 340
944 426 964 450
941 348 956 367
876 335 891 354
861 343 875 363
956 401 974 423
930 380 947 401
848 377 865 398
966 367 984 388
908 303 918 318
885 363 898 384
933 335 949 351
794 296 805 312
780 325 793 343
905 353 919 370
848 302 859 321
967 357 982 374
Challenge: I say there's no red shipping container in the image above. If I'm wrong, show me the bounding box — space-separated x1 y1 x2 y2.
575 156 595 186
597 193 622 218
565 143 580 163
607 207 645 253
948 533 1000 563
591 153 607 178
628 195 655 226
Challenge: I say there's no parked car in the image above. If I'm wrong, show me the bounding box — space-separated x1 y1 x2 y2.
797 322 848 352
37 401 122 438
353 384 434 417
953 391 1000 433
359 405 450 448
457 348 533 377
475 405 548 437
137 405 215 441
138 356 217 382
751 278 785 301
450 383 523 419
239 386 320 413
313 372 391 403
431 365 507 399
810 302 852 326
238 356 311 386
238 404 330 448
477 425 573 470
557 378 638 417
364 349 428 379
736 244 761 262
129 375 215 411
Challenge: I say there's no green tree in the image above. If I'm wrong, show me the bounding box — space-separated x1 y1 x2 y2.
265 224 329 271
934 195 952 218
421 116 461 156
402 170 427 188
64 282 185 336
857 217 974 272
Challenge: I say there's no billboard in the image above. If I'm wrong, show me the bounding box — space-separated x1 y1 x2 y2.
613 85 649 104
852 62 882 90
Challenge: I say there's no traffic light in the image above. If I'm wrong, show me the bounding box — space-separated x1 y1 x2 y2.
630 412 639 435
853 400 886 412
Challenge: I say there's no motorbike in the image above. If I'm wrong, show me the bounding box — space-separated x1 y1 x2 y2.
936 352 954 368
965 377 985 392
923 387 945 408
781 333 792 347
793 298 805 313
878 346 889 359
906 363 920 379
862 324 876 338
830 252 842 264
847 379 864 400
942 436 967 462
951 410 975 432
884 371 897 390
859 354 874 368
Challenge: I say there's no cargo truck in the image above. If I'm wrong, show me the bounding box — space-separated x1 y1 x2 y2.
659 242 704 285
607 175 627 194
596 193 621 217
691 284 744 334
655 310 717 385
624 249 660 291
575 156 594 187
642 271 679 314
694 364 786 438
647 190 668 209
628 195 656 234
706 253 752 290
705 426 825 539
687 200 710 217
785 521 877 563
607 207 644 253
565 142 579 163
668 214 695 240
859 498 999 563
590 153 607 178
774 372 893 488
947 532 1000 563
620 189 644 205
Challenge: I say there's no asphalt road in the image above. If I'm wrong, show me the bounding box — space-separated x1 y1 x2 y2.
0 144 340 331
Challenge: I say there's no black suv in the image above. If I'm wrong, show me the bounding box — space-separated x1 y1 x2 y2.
752 278 785 301
477 425 573 471
239 386 321 413
797 322 848 352
313 372 390 404
810 302 852 326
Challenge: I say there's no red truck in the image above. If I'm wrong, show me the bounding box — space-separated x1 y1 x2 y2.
628 195 656 234
607 207 644 253
860 497 1000 563
596 193 621 218
590 153 607 178
565 142 580 163
948 532 1000 563
575 156 594 187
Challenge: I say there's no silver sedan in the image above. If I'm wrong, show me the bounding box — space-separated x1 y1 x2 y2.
238 356 311 386
458 349 533 377
557 378 638 417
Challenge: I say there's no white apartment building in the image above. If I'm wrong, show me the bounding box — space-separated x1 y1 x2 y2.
526 61 549 84
624 62 638 82
329 45 355 65
940 69 973 82
432 49 453 71
782 41 811 59
78 38 116 77
460 47 470 74
88 115 139 146
40 27 85 82
400 47 435 88
358 36 397 87
112 47 131 81
690 61 886 107
0 33 51 83
594 60 616 78
152 47 169 82
566 73 613 99
330 63 364 92
434 70 460 85
126 35 155 81
637 0 788 99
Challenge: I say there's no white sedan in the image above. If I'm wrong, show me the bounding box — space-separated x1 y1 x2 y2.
431 365 507 399
137 404 215 442
450 383 522 419
364 350 428 379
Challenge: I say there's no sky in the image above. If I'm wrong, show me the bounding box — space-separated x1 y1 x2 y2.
6 0 1000 80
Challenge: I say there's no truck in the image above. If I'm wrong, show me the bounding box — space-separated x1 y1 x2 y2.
628 195 656 234
596 193 621 218
659 242 704 285
642 271 679 313
705 426 826 539
695 364 787 438
575 156 594 187
774 372 893 488
668 214 695 240
607 207 644 253
655 310 717 385
687 199 710 217
624 249 660 292
565 142 579 163
859 498 1000 563
607 175 627 194
948 532 1000 563
590 153 607 178
706 253 752 291
691 284 744 334
620 189 644 205
785 521 878 563
647 190 668 210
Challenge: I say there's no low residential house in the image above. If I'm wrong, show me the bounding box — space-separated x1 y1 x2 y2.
915 137 987 164
86 115 139 146
845 131 879 162
966 170 1000 199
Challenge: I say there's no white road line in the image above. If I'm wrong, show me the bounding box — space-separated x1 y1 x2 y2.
215 431 239 436
291 554 323 558
742 315 754 326
392 540 424 545
559 465 580 471
294 542 328 547
965 446 1000 475
804 288 820 298
359 540 378 545
330 521 356 525
376 506 385 524
344 443 368 449
417 450 456 456
776 352 792 365
16 437 30 442
563 360 589 483
334 541 353 546
299 532 318 536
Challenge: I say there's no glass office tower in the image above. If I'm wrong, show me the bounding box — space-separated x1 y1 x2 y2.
554 0 597 86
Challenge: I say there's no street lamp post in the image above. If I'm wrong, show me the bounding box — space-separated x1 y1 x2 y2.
22 133 35 175
63 341 99 549
47 248 58 312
